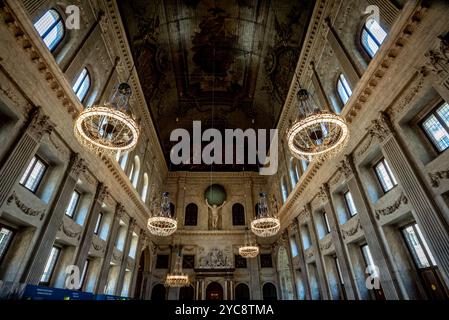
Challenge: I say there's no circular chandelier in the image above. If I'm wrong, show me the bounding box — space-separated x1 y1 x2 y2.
147 192 177 237
74 83 140 155
165 254 189 288
287 89 349 162
251 192 280 238
239 230 259 258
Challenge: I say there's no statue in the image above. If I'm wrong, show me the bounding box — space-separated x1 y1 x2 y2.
206 198 226 229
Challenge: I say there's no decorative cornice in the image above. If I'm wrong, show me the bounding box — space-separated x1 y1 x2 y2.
428 169 449 188
69 153 86 178
375 192 408 219
6 191 45 220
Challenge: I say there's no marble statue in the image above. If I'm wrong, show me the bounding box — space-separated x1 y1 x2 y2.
206 198 226 229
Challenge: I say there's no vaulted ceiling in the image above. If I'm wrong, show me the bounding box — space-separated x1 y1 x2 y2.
118 0 315 171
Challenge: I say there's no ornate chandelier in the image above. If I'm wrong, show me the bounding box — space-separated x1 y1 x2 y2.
165 254 189 287
286 89 349 162
239 229 259 258
251 192 280 238
74 82 140 155
147 192 177 237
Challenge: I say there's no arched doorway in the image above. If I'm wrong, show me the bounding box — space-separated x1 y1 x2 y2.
206 282 223 300
151 284 166 300
134 247 151 299
134 253 145 299
263 283 277 301
179 285 195 300
235 283 250 300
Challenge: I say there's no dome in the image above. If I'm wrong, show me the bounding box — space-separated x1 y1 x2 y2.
204 184 226 206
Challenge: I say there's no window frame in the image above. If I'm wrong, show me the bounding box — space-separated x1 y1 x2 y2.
79 259 90 290
232 203 246 226
73 68 91 103
322 211 331 234
0 224 15 265
336 74 352 106
343 190 358 217
65 190 81 219
40 246 61 286
19 155 48 193
400 222 437 270
34 9 65 52
420 102 449 154
184 203 198 226
373 158 398 193
93 212 103 235
360 19 387 59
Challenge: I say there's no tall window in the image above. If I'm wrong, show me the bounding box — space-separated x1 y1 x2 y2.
65 190 81 218
421 102 449 152
119 152 129 170
232 203 245 226
344 191 358 217
402 223 436 269
40 246 61 285
361 244 378 277
374 158 397 193
20 156 48 193
289 158 299 186
281 177 289 203
323 211 331 234
141 173 149 202
0 225 15 263
94 212 103 235
361 19 387 58
301 160 308 172
73 68 91 102
79 259 90 289
337 74 352 105
34 9 65 51
131 156 140 188
290 237 298 257
185 203 198 226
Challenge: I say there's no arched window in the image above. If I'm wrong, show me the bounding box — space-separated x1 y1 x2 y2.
184 203 198 226
235 283 250 300
262 283 277 301
131 156 140 188
141 173 149 202
280 177 288 203
300 160 308 173
289 158 299 187
151 284 166 300
337 74 352 105
34 9 65 51
361 19 387 58
73 68 91 102
232 203 245 226
170 203 175 217
119 152 129 170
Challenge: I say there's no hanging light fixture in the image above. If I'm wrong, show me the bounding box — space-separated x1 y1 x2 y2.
147 192 177 237
165 253 189 287
251 192 280 238
74 82 140 155
286 89 349 162
239 229 259 258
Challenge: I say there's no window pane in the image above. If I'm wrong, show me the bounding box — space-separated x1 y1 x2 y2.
34 10 64 51
19 157 37 185
415 224 437 266
290 238 298 257
361 245 378 277
362 29 377 58
40 246 60 284
66 191 80 218
375 160 396 192
73 69 91 102
368 20 387 44
422 115 449 152
437 102 449 126
94 213 103 235
80 260 89 288
337 80 349 104
402 225 431 268
323 212 331 233
0 227 14 262
344 191 358 216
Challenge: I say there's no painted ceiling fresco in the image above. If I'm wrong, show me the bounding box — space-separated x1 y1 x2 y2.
118 0 315 171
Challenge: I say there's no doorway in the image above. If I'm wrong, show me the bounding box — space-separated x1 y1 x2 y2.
206 282 223 300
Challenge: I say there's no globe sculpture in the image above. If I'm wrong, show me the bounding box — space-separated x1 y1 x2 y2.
204 184 226 206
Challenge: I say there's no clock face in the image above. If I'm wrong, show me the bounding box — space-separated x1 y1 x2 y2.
204 184 226 206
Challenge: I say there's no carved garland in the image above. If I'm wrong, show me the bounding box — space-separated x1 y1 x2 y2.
375 192 408 220
320 239 333 251
6 191 45 220
341 218 362 240
428 170 449 188
59 222 82 240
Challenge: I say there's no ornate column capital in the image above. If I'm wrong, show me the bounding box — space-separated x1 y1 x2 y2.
368 112 394 143
27 107 56 141
424 34 449 80
338 155 354 179
68 153 86 178
96 182 109 203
